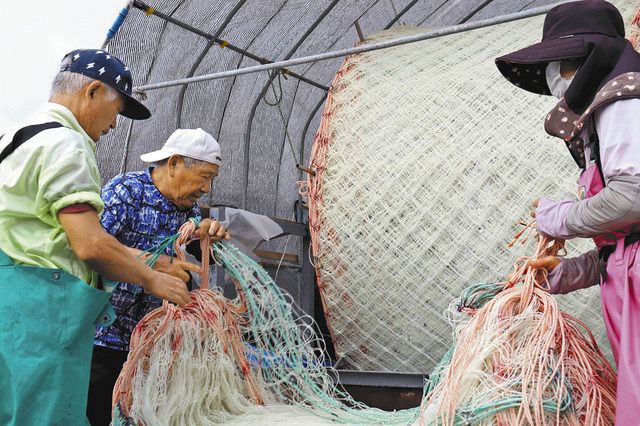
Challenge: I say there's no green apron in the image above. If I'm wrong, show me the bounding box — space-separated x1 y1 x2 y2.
0 250 115 426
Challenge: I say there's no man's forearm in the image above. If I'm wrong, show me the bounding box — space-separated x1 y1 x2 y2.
60 210 190 305
82 232 155 288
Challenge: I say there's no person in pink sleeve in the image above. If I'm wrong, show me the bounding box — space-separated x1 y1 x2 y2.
495 1 640 424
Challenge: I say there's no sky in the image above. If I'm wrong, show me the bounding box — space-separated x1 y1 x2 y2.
0 1 124 131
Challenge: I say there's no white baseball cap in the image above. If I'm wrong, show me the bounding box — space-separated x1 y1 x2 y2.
140 128 222 165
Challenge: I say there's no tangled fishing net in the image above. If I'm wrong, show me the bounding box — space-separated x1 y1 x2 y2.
303 0 640 373
112 220 419 425
111 220 616 425
420 226 617 425
107 2 640 423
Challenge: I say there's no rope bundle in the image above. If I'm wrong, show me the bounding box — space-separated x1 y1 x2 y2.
420 231 617 425
113 221 265 424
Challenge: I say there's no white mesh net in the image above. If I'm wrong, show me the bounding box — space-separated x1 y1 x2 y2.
306 0 639 374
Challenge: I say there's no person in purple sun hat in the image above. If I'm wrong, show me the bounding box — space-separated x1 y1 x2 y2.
497 2 640 424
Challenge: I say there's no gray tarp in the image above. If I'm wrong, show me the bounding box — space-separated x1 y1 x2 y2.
98 0 558 221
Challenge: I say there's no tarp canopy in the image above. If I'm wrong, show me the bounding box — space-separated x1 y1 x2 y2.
98 0 558 220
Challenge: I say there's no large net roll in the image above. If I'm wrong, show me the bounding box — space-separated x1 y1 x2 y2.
306 0 639 374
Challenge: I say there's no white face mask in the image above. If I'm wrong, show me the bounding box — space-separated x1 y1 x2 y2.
545 60 575 99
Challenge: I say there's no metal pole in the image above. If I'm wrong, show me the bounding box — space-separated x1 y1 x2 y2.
102 0 134 50
135 1 566 92
354 20 365 43
384 0 419 30
175 0 248 128
132 0 329 92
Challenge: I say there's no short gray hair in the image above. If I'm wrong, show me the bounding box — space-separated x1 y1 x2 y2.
154 156 210 169
182 156 211 169
50 53 120 100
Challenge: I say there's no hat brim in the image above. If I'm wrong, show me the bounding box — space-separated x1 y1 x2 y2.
141 149 223 165
495 35 587 95
66 69 152 120
140 149 172 163
120 92 151 120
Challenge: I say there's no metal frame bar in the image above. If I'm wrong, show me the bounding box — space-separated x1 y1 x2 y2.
291 0 389 183
115 0 185 174
293 0 388 183
213 206 228 295
210 1 289 210
273 218 309 238
209 207 314 316
266 217 314 319
416 0 449 26
132 0 329 92
458 0 496 24
135 1 566 92
241 0 340 209
118 118 136 174
330 369 428 388
295 94 325 220
384 0 419 29
299 95 326 173
271 78 302 217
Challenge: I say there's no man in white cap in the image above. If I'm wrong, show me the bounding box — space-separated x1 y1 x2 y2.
88 128 229 425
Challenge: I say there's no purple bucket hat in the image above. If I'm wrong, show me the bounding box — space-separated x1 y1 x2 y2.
495 0 625 96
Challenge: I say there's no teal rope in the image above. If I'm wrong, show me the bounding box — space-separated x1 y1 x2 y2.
212 241 419 424
137 217 200 266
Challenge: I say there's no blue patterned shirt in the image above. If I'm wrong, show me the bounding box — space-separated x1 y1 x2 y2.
94 169 200 351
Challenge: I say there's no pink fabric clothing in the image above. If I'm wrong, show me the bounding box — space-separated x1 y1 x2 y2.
539 98 640 425
536 197 576 239
537 99 640 236
545 248 598 294
600 239 640 426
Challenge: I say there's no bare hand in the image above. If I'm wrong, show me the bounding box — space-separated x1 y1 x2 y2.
196 218 231 242
530 198 539 218
153 254 201 282
527 256 561 272
143 272 190 307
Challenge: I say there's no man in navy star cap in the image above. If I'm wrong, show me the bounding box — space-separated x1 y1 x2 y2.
0 49 191 425
60 48 150 121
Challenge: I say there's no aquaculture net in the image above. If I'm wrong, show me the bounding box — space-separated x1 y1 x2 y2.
112 223 616 424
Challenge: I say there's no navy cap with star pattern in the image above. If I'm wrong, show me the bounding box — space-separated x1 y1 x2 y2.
60 49 151 120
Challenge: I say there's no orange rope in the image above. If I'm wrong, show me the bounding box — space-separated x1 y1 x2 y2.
420 227 616 425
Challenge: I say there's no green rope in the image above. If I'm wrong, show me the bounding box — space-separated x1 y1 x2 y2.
137 217 200 266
